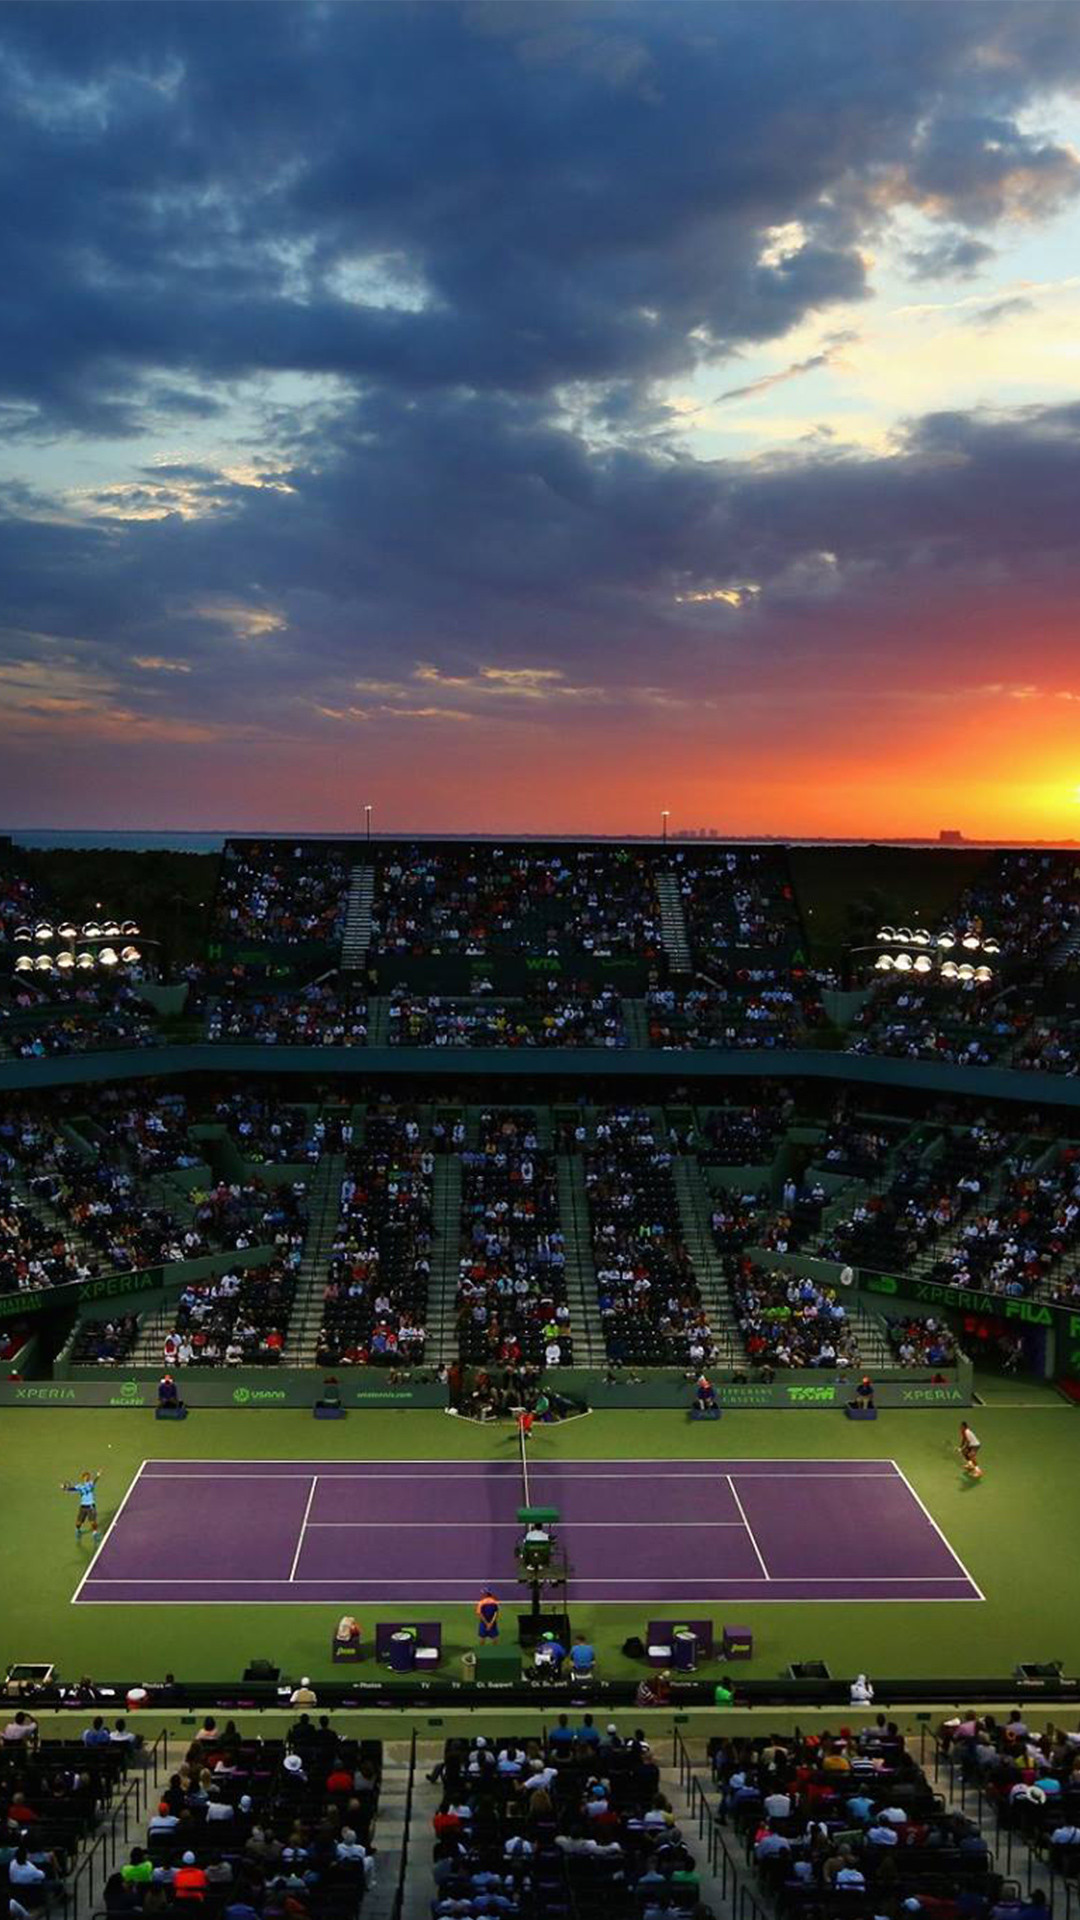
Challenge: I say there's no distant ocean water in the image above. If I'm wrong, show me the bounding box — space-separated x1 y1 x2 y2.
8 829 226 853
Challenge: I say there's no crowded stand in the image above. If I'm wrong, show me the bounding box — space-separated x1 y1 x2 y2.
1011 1012 1080 1077
370 845 662 959
455 1108 572 1369
845 980 1008 1067
816 1122 1012 1275
922 1144 1080 1298
674 846 802 958
847 851 1080 1071
69 1311 142 1364
0 1179 86 1296
207 980 368 1046
101 1719 381 1916
949 850 1079 963
753 1174 829 1254
316 1109 431 1367
886 1314 958 1365
158 1255 300 1365
819 1112 900 1178
645 972 827 1050
213 1092 325 1164
582 1107 716 1368
75 1086 204 1175
189 1175 310 1266
729 1258 861 1369
213 841 352 947
698 1097 789 1167
0 852 40 940
0 1723 137 1905
20 1135 207 1273
938 1707 1080 1868
709 1182 769 1254
715 1723 997 1914
428 1725 703 1920
387 983 626 1048
0 977 161 1058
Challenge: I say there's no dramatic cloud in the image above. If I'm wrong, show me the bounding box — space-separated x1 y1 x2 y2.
0 1 1079 834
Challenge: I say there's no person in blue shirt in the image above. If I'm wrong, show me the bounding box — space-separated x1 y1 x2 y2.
62 1470 102 1540
570 1636 596 1678
82 1717 112 1747
533 1632 566 1678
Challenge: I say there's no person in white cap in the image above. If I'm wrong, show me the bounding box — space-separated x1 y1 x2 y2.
289 1677 317 1706
850 1674 874 1705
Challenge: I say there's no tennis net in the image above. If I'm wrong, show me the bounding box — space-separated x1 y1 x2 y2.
519 1418 531 1513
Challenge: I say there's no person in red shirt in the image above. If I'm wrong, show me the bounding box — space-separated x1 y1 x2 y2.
174 1852 208 1901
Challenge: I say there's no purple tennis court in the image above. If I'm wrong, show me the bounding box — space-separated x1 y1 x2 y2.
73 1457 982 1606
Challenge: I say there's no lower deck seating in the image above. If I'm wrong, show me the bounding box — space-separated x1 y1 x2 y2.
429 1727 701 1919
105 1724 381 1920
712 1724 1003 1920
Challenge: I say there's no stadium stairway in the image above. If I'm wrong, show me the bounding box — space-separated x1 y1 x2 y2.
844 1298 894 1371
556 1152 609 1367
655 870 693 974
367 995 392 1044
4 1161 102 1272
621 995 650 1047
671 1155 746 1368
340 862 375 972
1048 914 1080 969
360 1740 417 1920
280 1151 347 1365
426 1153 464 1366
657 1738 738 1914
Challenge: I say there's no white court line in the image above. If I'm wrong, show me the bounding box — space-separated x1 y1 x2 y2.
889 1459 985 1602
81 1572 975 1585
726 1475 770 1581
138 1455 896 1468
305 1519 749 1529
137 1468 900 1481
71 1459 147 1606
75 1594 983 1605
288 1476 319 1583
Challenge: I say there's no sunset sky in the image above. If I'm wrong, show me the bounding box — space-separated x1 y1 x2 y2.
2 1 1080 839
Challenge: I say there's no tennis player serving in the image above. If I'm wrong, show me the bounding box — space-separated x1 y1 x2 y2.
62 1469 103 1540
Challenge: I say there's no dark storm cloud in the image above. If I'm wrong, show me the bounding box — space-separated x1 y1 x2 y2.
1 2 1079 433
0 0 1079 754
3 389 1080 742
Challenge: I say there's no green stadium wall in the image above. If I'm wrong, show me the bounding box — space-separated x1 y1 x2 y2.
3 1041 1080 1110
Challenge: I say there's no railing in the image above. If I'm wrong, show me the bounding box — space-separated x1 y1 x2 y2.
389 1727 418 1920
928 1728 1053 1897
70 1729 168 1920
672 1726 771 1920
